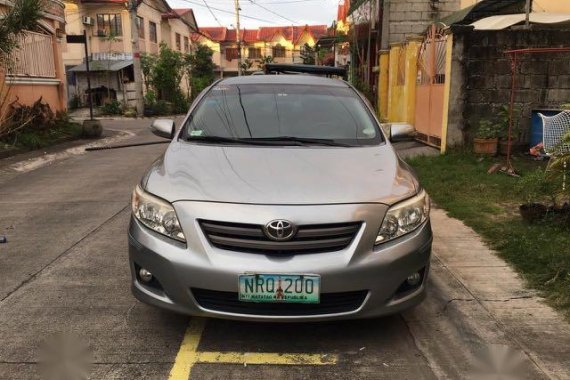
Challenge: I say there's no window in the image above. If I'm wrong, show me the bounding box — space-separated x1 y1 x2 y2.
184 84 382 146
175 33 181 51
136 16 144 39
184 36 189 52
95 14 122 37
272 44 286 58
225 47 238 61
149 21 157 43
248 48 261 59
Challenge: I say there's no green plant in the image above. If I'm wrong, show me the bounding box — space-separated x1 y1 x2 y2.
546 131 570 200
300 43 316 65
239 58 253 74
151 42 185 103
172 91 189 114
152 100 169 116
475 119 500 140
497 105 523 141
515 168 552 205
256 55 274 70
188 45 215 99
140 53 157 93
101 100 122 115
144 90 157 106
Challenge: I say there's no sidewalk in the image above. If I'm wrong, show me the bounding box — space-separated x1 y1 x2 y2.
395 143 570 379
68 107 185 122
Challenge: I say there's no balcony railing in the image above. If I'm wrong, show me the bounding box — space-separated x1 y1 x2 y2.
8 31 56 78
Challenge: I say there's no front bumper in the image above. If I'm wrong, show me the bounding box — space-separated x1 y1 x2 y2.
128 201 432 322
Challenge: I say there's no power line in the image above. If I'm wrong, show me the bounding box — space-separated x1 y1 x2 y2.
202 0 224 27
178 0 279 24
246 0 299 24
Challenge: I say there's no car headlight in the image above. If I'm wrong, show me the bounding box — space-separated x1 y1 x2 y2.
131 185 186 242
375 190 430 245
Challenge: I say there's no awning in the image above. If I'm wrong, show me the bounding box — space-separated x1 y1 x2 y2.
439 0 525 26
69 59 133 72
470 12 570 30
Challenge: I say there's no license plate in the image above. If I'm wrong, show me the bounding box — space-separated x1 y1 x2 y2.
238 274 320 303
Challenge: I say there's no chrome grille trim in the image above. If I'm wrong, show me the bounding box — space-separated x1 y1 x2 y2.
200 220 361 254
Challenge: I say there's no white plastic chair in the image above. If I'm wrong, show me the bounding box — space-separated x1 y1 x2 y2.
539 111 570 190
538 110 570 155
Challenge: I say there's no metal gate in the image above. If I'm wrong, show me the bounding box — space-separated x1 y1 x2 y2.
414 24 447 148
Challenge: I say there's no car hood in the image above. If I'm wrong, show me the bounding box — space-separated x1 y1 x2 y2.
144 141 418 205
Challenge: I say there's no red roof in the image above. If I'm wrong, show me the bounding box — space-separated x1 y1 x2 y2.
174 8 192 16
194 25 327 44
199 27 227 41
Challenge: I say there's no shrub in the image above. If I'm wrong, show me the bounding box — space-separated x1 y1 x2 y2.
101 100 122 115
475 119 500 139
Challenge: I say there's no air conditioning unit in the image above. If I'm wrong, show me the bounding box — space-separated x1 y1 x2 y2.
82 16 94 26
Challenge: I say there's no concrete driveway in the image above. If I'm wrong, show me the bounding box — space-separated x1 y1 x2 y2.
1 120 569 380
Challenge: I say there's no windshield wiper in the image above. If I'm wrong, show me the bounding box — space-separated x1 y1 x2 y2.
185 135 290 146
248 136 352 147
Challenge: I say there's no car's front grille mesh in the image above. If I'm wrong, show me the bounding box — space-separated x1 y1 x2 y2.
200 220 361 254
192 288 368 316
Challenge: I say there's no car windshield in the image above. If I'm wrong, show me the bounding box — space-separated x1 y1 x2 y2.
182 83 383 146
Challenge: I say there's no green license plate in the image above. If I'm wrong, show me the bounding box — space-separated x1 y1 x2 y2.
238 274 320 303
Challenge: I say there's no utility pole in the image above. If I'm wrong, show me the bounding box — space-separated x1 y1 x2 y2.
235 0 242 76
129 0 144 116
525 0 532 28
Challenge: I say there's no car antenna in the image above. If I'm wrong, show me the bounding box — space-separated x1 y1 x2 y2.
85 141 170 151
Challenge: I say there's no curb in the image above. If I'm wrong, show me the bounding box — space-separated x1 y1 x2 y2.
0 129 135 175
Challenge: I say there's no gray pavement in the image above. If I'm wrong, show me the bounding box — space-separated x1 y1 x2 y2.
0 120 568 380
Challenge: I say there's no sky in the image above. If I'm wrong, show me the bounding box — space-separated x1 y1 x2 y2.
167 0 340 29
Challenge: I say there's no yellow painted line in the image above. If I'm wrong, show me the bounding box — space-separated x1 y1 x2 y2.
168 317 207 380
169 317 338 380
196 351 338 365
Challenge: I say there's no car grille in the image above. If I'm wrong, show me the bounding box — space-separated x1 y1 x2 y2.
192 288 368 316
199 220 361 254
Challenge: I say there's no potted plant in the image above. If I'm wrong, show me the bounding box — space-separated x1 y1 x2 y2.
474 119 499 154
515 169 550 223
497 105 527 155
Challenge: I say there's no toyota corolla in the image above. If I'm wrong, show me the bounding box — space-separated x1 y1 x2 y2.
129 74 432 321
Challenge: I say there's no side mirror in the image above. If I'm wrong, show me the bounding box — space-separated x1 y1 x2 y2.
150 119 175 139
388 123 415 142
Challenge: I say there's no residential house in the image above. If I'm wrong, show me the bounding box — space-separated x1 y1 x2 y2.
0 0 67 116
191 25 328 77
378 0 570 153
62 0 197 107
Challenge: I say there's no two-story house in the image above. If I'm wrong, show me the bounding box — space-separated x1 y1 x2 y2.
0 0 67 116
62 0 197 107
192 25 327 77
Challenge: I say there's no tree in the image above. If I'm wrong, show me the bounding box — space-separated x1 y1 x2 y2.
188 44 215 99
140 53 157 93
151 42 185 102
0 0 44 58
239 58 253 74
256 55 274 71
300 43 316 65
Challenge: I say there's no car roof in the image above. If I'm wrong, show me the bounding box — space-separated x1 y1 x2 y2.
219 74 350 87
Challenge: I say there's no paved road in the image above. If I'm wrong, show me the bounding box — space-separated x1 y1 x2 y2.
0 120 567 380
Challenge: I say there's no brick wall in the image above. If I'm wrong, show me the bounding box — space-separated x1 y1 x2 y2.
388 0 461 43
450 27 570 143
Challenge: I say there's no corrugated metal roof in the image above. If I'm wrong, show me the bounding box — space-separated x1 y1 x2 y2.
69 60 132 72
470 12 570 30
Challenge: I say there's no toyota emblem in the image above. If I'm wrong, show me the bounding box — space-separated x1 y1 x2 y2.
264 220 296 241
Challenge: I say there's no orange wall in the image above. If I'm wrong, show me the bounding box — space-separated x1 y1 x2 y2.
6 83 63 111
